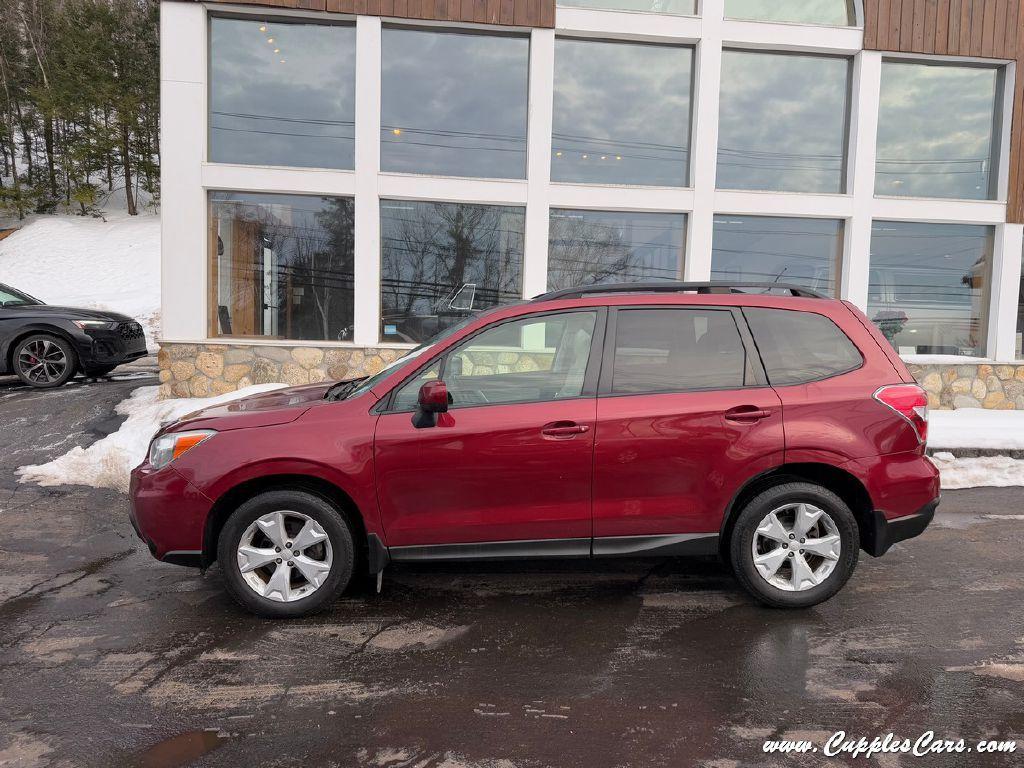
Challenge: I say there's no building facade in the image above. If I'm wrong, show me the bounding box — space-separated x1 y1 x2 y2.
159 0 1024 408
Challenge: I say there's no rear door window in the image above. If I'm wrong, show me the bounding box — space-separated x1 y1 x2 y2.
744 307 863 385
609 308 755 394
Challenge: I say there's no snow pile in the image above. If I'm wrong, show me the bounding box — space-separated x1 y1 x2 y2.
932 452 1024 490
0 213 161 347
16 383 285 493
929 408 1024 451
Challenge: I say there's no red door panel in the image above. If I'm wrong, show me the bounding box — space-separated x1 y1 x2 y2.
374 399 596 547
592 388 784 537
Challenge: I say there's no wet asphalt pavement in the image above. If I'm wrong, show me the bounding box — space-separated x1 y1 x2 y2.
1 373 1024 768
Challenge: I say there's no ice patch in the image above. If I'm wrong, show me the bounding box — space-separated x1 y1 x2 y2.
931 452 1024 489
16 383 285 492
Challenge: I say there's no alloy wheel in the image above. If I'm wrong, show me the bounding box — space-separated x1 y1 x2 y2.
751 502 841 592
236 510 333 603
17 339 69 384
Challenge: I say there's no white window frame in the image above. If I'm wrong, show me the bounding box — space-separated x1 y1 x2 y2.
157 0 1021 360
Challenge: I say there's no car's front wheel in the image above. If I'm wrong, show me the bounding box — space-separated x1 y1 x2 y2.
13 334 77 388
217 490 355 618
730 482 859 609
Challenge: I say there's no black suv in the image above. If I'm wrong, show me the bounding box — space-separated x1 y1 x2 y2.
0 283 148 388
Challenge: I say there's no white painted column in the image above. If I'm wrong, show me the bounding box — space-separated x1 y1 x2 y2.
352 16 383 346
683 0 723 281
841 50 881 309
523 28 556 299
987 222 1023 361
159 1 208 342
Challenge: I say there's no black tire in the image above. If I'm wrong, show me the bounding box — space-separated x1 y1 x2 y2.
729 482 859 609
12 333 78 388
84 364 118 377
217 490 356 619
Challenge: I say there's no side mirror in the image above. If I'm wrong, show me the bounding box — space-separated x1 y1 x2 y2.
412 380 449 428
418 380 449 413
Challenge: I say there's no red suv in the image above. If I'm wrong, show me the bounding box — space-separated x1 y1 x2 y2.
130 283 939 618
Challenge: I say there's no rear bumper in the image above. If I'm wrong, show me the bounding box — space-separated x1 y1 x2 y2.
129 464 212 567
862 498 938 557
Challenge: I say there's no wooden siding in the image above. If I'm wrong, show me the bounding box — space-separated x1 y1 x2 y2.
865 0 1024 222
201 0 554 27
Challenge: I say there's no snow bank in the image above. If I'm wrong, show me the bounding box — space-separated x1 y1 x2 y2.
929 408 1024 451
16 383 285 493
0 213 161 347
932 452 1024 490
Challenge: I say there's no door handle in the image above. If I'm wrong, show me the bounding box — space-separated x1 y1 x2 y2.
724 406 771 423
541 421 590 439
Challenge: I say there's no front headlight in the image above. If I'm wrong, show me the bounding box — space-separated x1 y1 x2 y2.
73 319 117 330
148 430 216 469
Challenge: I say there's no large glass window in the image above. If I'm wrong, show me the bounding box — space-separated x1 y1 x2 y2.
557 0 695 15
875 61 1003 200
380 28 528 179
552 39 693 187
711 216 843 296
547 210 686 291
611 308 754 393
867 221 993 357
725 0 855 25
380 200 525 344
717 51 850 194
1018 246 1024 359
209 17 355 169
210 192 354 341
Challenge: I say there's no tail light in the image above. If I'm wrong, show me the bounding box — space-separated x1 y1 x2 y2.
873 384 928 444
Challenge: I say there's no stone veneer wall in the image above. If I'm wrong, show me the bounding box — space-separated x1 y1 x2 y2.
158 342 1024 409
157 342 405 399
906 362 1024 410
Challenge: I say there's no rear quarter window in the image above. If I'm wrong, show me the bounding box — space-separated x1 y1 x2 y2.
744 307 863 386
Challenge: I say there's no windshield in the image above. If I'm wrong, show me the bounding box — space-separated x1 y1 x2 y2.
0 285 42 307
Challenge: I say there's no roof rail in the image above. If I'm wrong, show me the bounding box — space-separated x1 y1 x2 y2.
532 281 828 302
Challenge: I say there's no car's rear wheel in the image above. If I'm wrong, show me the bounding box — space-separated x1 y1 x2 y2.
217 490 355 619
13 334 77 388
730 482 859 609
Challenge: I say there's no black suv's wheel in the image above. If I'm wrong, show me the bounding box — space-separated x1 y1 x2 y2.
730 482 859 609
84 364 118 377
13 334 77 388
217 490 355 619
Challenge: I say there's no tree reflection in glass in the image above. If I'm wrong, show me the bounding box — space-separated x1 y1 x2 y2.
209 192 354 341
380 201 525 344
547 209 686 290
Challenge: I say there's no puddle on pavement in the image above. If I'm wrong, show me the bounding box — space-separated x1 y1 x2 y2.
133 729 228 768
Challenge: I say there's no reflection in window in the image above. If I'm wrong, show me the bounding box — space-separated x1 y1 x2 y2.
1017 246 1023 359
210 192 354 341
611 309 753 393
725 0 855 25
557 0 695 15
547 209 686 290
867 221 993 357
711 215 842 296
876 62 1002 200
443 312 598 406
209 18 355 169
380 28 528 179
552 39 693 187
380 200 525 344
718 50 850 193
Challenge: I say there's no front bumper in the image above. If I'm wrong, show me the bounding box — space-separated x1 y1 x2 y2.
129 463 212 567
862 498 939 557
75 322 148 368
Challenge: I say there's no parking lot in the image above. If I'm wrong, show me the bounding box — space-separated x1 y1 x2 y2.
1 373 1023 767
